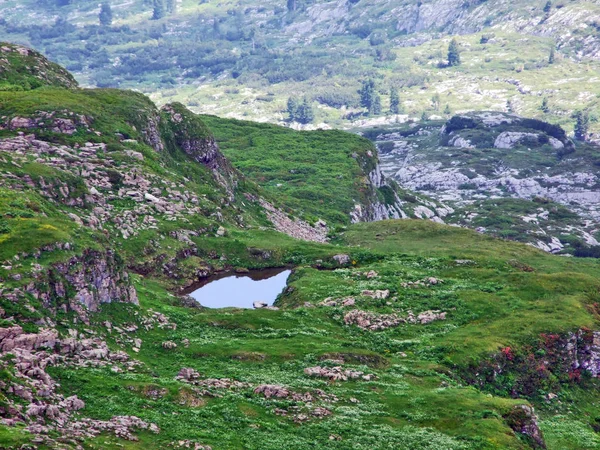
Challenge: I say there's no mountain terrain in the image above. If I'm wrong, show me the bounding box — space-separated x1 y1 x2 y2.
364 111 600 253
2 43 600 450
0 0 599 136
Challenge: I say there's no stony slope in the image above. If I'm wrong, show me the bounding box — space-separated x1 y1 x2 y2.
368 112 600 253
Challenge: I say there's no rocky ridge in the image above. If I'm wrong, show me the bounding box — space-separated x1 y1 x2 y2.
372 112 600 252
0 43 78 90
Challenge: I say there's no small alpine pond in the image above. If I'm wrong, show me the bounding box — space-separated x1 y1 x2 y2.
184 268 291 309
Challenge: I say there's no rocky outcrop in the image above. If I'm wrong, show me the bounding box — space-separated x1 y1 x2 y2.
350 163 409 223
175 368 250 397
303 366 376 381
442 113 572 150
162 103 237 199
0 325 150 445
257 197 328 243
34 249 138 318
140 111 165 152
464 329 600 400
343 309 446 331
565 330 600 377
0 111 91 135
374 112 598 251
503 405 546 449
494 131 540 149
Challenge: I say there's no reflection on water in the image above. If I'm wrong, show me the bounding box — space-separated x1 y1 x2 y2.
184 268 291 309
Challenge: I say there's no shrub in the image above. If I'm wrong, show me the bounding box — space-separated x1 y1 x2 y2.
0 218 11 234
444 116 479 133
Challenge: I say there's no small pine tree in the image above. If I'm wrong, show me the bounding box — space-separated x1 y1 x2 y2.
431 93 441 111
548 47 555 64
541 97 549 113
447 38 461 67
389 87 400 114
574 110 589 142
543 1 552 13
286 97 298 122
359 79 375 112
372 95 382 115
152 0 165 20
359 79 382 116
443 104 451 115
166 0 176 14
296 98 314 124
99 2 113 26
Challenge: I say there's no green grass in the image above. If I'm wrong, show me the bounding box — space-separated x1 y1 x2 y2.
201 114 378 225
15 219 598 449
2 50 600 448
0 43 77 90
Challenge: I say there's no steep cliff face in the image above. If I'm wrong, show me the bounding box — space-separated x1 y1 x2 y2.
351 145 449 224
161 103 238 199
351 164 407 222
284 0 600 58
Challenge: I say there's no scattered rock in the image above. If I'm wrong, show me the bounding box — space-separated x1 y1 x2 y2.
303 366 376 381
333 254 350 265
361 289 389 299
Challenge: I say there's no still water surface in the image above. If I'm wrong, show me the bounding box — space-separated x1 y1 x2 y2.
186 268 291 308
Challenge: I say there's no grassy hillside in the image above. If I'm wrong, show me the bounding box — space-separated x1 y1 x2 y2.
5 218 600 449
2 44 600 450
0 43 77 90
200 115 379 225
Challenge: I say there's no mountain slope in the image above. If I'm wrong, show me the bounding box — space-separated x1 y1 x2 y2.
1 0 599 134
368 112 600 253
2 44 600 450
0 43 78 90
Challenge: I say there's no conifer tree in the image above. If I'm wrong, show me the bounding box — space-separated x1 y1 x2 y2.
372 95 382 115
389 87 400 114
447 38 461 67
574 110 589 142
286 97 298 121
152 0 165 20
99 2 113 26
296 98 314 124
548 47 555 64
359 79 382 116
